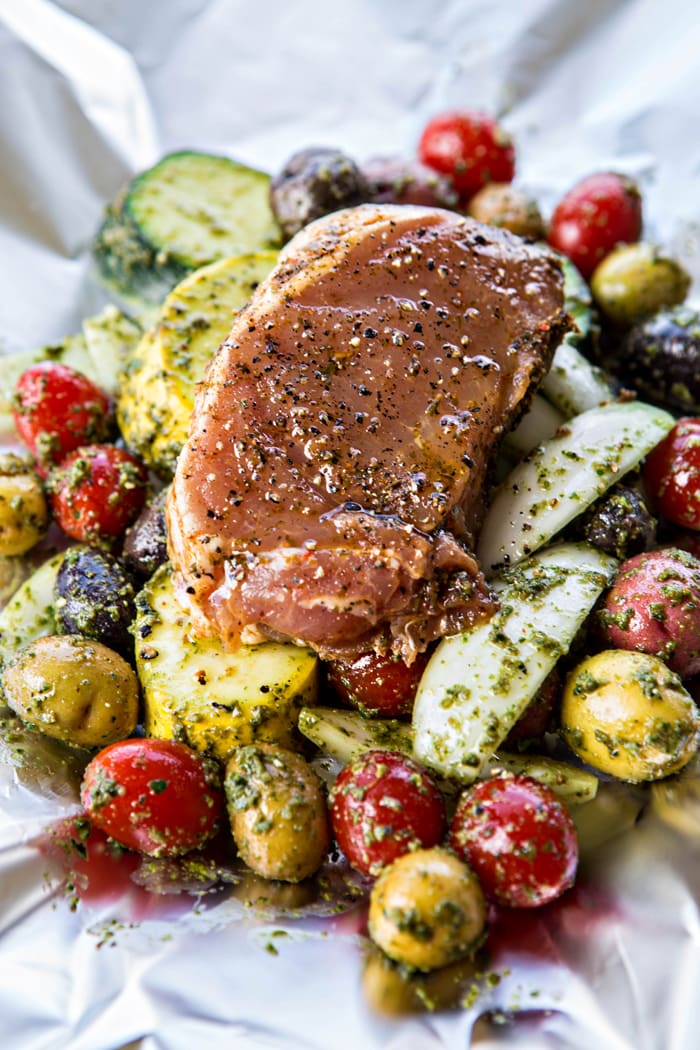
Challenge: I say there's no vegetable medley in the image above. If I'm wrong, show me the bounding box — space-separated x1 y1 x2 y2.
2 107 700 1011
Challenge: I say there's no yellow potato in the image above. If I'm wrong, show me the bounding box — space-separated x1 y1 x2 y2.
362 944 480 1016
368 847 486 972
561 649 700 782
467 182 544 239
0 453 48 556
2 634 139 749
590 242 690 325
225 743 330 882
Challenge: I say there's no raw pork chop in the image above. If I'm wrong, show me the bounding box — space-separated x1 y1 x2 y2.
167 204 571 660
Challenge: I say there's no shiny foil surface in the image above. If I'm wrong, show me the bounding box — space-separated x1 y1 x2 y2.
1 2 700 1047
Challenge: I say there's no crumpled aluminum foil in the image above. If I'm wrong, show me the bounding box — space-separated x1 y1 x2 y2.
1 1 699 1047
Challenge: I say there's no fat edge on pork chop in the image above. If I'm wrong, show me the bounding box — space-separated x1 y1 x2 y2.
167 203 572 662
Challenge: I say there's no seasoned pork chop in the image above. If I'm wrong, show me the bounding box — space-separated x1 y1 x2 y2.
168 204 571 661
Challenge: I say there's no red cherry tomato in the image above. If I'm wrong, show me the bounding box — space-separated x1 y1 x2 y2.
644 418 700 530
81 738 225 858
325 648 430 718
48 443 148 543
418 109 515 204
13 362 112 473
329 750 446 877
449 775 578 909
547 172 642 280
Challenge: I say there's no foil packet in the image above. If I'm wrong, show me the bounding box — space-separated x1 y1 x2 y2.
1 1 699 1047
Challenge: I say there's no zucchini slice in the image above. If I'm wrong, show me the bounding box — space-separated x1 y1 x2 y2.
539 250 613 418
81 305 143 396
134 564 318 761
298 706 598 804
541 341 614 418
503 393 564 457
477 399 675 576
118 251 277 476
299 706 413 767
412 542 616 782
0 557 32 612
0 552 64 666
93 151 281 306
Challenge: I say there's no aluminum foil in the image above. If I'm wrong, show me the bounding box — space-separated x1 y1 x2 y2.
1 1 700 1047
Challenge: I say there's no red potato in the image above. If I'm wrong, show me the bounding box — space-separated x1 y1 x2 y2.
598 548 700 678
360 157 458 210
667 530 700 562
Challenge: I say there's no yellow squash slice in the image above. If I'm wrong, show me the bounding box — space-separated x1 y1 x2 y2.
135 564 318 761
118 250 278 476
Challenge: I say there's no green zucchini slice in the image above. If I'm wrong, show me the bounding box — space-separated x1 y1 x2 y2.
0 552 64 666
477 399 675 576
412 542 616 783
298 706 598 803
93 150 281 306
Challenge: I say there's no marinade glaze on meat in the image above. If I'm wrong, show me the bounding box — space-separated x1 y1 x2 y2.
167 204 571 662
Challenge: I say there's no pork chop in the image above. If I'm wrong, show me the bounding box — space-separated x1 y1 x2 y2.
167 204 572 661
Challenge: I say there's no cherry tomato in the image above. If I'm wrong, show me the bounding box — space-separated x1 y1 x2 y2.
81 738 225 858
644 418 700 530
329 750 446 877
449 775 578 909
547 172 642 280
418 109 515 204
13 362 112 473
44 815 141 906
325 648 430 718
48 443 148 543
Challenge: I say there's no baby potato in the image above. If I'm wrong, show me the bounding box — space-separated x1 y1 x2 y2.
1 634 139 748
368 847 486 972
0 452 48 556
362 943 480 1016
561 649 700 782
598 548 700 679
467 182 545 239
590 242 690 326
224 743 330 882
